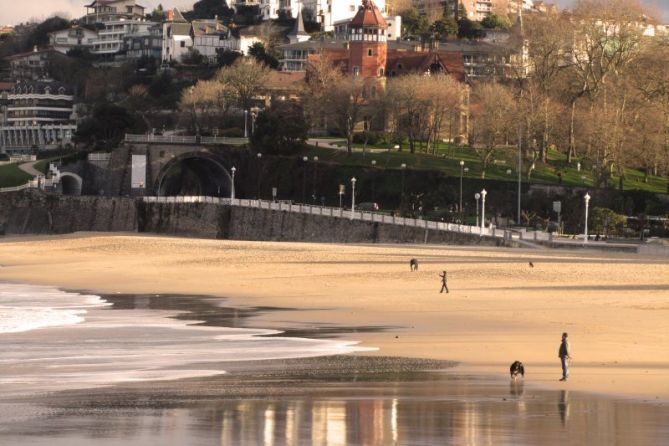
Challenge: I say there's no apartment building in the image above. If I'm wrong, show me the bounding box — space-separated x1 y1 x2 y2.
82 0 145 24
0 80 78 153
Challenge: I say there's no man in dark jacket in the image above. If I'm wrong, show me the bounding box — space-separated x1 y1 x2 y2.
559 332 571 381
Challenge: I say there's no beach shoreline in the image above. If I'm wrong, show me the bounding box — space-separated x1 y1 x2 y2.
0 233 668 403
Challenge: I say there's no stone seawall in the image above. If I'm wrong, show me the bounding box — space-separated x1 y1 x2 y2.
0 191 137 235
1 191 500 246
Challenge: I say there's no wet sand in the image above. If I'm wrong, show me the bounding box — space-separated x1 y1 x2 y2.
1 293 668 446
0 234 667 402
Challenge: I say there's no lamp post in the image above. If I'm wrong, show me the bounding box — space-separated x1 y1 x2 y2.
400 163 406 202
244 110 248 138
230 166 236 200
351 177 357 213
475 192 481 227
256 153 262 198
459 160 464 216
339 184 345 209
584 192 591 243
302 156 308 203
312 156 319 203
480 189 487 233
371 159 377 202
517 124 522 225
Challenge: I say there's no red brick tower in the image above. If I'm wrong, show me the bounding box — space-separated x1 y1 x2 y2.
348 0 388 78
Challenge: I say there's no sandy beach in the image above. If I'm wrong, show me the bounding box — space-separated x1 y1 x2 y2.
0 233 668 402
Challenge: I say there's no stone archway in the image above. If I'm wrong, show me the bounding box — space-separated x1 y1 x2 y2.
60 173 83 196
154 153 233 197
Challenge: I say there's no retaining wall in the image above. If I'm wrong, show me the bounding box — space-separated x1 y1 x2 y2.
0 191 500 246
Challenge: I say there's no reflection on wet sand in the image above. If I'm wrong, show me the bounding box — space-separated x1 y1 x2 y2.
3 365 668 446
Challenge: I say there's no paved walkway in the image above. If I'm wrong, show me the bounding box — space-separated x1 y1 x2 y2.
307 138 394 154
18 161 42 177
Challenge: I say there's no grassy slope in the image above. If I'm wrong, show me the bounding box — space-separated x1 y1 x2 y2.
0 163 32 188
303 142 668 194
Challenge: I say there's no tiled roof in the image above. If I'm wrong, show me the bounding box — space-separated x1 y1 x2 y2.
386 50 466 81
265 71 306 90
350 0 387 28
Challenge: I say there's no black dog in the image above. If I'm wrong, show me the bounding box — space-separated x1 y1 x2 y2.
510 361 525 380
410 258 418 271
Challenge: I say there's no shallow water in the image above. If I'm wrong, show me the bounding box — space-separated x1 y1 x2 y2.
1 288 668 445
0 285 369 397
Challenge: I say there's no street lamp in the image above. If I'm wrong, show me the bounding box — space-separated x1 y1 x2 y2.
312 156 319 203
244 110 249 138
371 159 377 202
459 160 464 215
351 177 357 213
256 153 262 198
400 163 407 201
339 184 345 209
302 156 308 203
584 192 591 243
230 166 236 200
475 192 481 227
480 188 487 233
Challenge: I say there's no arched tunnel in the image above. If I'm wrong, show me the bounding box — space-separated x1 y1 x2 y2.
60 173 83 196
156 155 233 197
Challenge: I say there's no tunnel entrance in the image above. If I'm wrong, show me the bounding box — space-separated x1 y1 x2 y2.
156 155 232 197
60 173 83 196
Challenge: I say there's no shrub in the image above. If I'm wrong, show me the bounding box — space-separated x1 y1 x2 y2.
220 127 244 137
353 131 382 145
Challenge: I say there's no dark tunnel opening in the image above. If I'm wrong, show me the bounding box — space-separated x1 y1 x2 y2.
157 157 231 197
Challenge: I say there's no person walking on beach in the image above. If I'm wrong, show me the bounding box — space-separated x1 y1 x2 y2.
439 271 449 293
558 332 571 381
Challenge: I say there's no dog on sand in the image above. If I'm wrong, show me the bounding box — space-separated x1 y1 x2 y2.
510 361 525 380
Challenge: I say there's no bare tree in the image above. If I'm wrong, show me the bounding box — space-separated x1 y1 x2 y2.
216 58 270 111
560 0 647 163
469 82 517 178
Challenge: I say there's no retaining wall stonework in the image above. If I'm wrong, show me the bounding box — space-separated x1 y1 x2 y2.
1 191 500 246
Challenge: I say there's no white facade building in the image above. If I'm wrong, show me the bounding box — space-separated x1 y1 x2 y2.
90 19 158 56
0 80 77 153
83 0 145 24
49 27 99 54
304 0 387 31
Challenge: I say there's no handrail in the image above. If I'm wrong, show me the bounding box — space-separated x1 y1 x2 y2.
139 195 521 240
124 134 249 146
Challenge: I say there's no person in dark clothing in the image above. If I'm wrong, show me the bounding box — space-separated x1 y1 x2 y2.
439 271 449 293
558 332 571 381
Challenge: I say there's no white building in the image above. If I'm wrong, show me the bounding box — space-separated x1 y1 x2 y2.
233 0 296 20
82 0 145 24
49 26 98 54
333 13 401 41
162 9 262 64
303 0 387 31
162 9 192 64
0 80 78 153
90 19 158 56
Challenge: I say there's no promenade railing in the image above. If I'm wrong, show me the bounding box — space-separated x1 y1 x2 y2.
141 195 513 240
124 134 248 146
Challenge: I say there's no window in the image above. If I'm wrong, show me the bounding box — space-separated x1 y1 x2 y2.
180 41 186 48
352 66 360 76
378 68 384 76
368 48 373 56
397 63 403 70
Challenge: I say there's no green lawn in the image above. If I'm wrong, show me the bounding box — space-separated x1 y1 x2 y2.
302 143 668 194
0 163 32 188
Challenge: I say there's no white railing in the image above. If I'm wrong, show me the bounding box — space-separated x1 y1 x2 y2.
0 176 59 193
124 134 249 146
141 195 516 240
88 152 112 161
